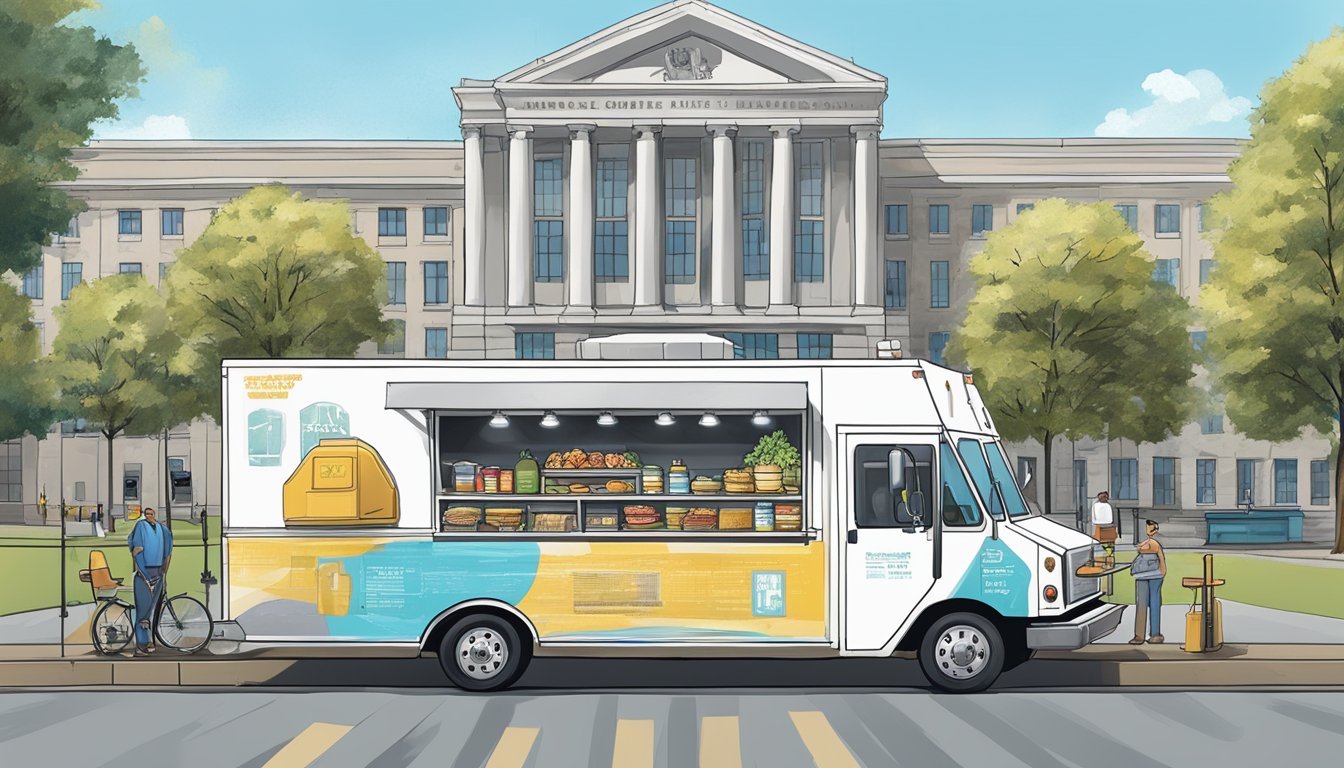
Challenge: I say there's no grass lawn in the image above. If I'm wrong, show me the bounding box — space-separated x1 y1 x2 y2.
0 519 220 617
1104 550 1344 620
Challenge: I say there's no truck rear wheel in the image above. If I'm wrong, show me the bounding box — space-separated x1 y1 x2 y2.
437 614 530 692
918 612 1005 693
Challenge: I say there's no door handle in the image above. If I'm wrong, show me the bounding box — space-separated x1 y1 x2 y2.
847 529 858 544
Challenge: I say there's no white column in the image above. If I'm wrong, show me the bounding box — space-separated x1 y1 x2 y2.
633 125 661 308
463 126 486 307
507 125 533 308
852 125 880 307
709 124 737 309
567 124 595 310
769 124 798 309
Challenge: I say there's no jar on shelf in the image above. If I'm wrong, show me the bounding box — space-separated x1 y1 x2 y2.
754 501 775 532
668 460 690 495
481 466 500 493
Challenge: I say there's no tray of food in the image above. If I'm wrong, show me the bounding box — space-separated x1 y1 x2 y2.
543 449 641 470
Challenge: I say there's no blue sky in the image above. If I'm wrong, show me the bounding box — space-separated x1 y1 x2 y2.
78 0 1343 141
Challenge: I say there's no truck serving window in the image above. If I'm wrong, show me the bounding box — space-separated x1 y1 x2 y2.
939 443 982 527
984 441 1031 518
956 438 1004 520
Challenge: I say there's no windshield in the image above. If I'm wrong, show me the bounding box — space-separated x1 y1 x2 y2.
984 441 1032 518
956 438 1004 521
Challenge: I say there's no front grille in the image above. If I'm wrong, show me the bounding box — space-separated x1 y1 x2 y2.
1065 546 1101 604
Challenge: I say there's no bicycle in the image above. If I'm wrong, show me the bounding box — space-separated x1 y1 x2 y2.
88 572 214 656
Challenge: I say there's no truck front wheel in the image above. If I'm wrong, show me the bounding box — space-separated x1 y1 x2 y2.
918 612 1005 693
437 614 530 692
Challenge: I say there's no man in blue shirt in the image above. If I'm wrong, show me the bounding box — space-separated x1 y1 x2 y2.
127 507 173 655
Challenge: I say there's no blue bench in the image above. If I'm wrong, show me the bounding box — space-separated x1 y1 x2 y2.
1204 509 1303 544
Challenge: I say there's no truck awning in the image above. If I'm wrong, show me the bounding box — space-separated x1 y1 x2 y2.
385 381 808 412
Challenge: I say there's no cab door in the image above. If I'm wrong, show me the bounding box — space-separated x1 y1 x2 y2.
841 430 939 652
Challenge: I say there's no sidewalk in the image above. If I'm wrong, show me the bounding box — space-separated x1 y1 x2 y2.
1098 599 1344 645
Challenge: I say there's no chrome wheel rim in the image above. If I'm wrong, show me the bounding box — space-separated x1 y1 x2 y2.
935 624 990 680
456 626 508 680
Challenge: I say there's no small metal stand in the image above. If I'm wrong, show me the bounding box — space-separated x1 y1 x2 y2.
1180 553 1225 653
199 504 217 614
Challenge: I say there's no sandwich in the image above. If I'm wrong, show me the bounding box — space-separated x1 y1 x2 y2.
682 508 718 530
442 506 482 528
623 505 663 529
605 480 634 493
484 508 524 529
718 508 753 530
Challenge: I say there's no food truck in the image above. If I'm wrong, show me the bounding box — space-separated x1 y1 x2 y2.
218 345 1120 692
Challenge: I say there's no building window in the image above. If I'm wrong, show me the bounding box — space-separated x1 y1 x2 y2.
1199 202 1211 232
1197 458 1216 504
1311 460 1330 505
723 332 779 360
0 441 21 502
885 204 908 237
1115 204 1138 231
159 262 171 283
161 208 184 237
1200 411 1224 435
424 206 449 237
971 204 993 237
1016 203 1034 214
119 262 142 275
741 140 768 281
1111 458 1138 501
1237 459 1256 506
534 157 564 282
1153 258 1179 287
387 262 406 305
595 144 629 283
423 261 449 305
378 208 407 237
795 141 825 282
1153 457 1177 506
515 332 555 360
64 216 80 239
664 156 697 284
1200 258 1214 285
425 327 448 359
1190 331 1207 353
378 319 405 356
118 210 142 235
60 263 82 299
1274 458 1298 504
21 265 42 300
884 260 906 309
929 204 949 235
1156 204 1181 235
930 261 950 308
928 332 950 365
797 333 833 359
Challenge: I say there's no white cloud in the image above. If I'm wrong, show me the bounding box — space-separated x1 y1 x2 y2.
97 114 193 140
1095 69 1253 137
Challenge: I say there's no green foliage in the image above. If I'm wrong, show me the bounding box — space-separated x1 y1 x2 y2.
49 274 182 441
744 430 801 469
165 185 393 419
1203 30 1344 444
0 0 144 273
952 199 1198 515
0 282 55 440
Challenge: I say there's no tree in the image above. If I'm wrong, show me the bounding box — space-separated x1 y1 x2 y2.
166 185 392 420
0 282 55 441
950 199 1199 518
1202 30 1344 553
0 0 143 273
51 274 181 532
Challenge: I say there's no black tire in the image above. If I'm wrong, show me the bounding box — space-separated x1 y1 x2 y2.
91 601 134 655
437 614 530 692
918 612 1006 693
155 595 213 653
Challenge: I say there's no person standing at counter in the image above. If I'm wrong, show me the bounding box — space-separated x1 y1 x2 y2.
1129 519 1166 644
1090 490 1117 558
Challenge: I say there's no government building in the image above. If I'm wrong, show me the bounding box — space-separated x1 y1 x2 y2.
4 0 1334 543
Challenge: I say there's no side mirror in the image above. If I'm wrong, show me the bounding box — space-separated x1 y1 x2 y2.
909 490 927 529
888 449 907 495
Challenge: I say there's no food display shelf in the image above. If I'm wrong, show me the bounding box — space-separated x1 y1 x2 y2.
432 530 818 543
436 494 803 503
540 469 643 477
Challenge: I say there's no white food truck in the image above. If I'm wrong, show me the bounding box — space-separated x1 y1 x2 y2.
218 343 1120 692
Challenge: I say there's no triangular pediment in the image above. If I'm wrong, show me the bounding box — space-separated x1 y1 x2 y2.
496 0 884 87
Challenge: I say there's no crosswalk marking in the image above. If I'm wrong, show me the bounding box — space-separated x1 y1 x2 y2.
698 716 743 768
484 726 540 768
789 711 860 768
262 722 352 768
613 719 655 768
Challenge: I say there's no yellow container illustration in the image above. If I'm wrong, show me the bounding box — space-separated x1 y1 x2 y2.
316 561 352 616
282 438 399 526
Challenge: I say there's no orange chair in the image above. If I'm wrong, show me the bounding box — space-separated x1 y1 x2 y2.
77 550 124 601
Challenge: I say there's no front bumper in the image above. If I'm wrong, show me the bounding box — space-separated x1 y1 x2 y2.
1025 601 1123 650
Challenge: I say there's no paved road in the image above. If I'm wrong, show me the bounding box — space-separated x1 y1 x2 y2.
2 688 1342 767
